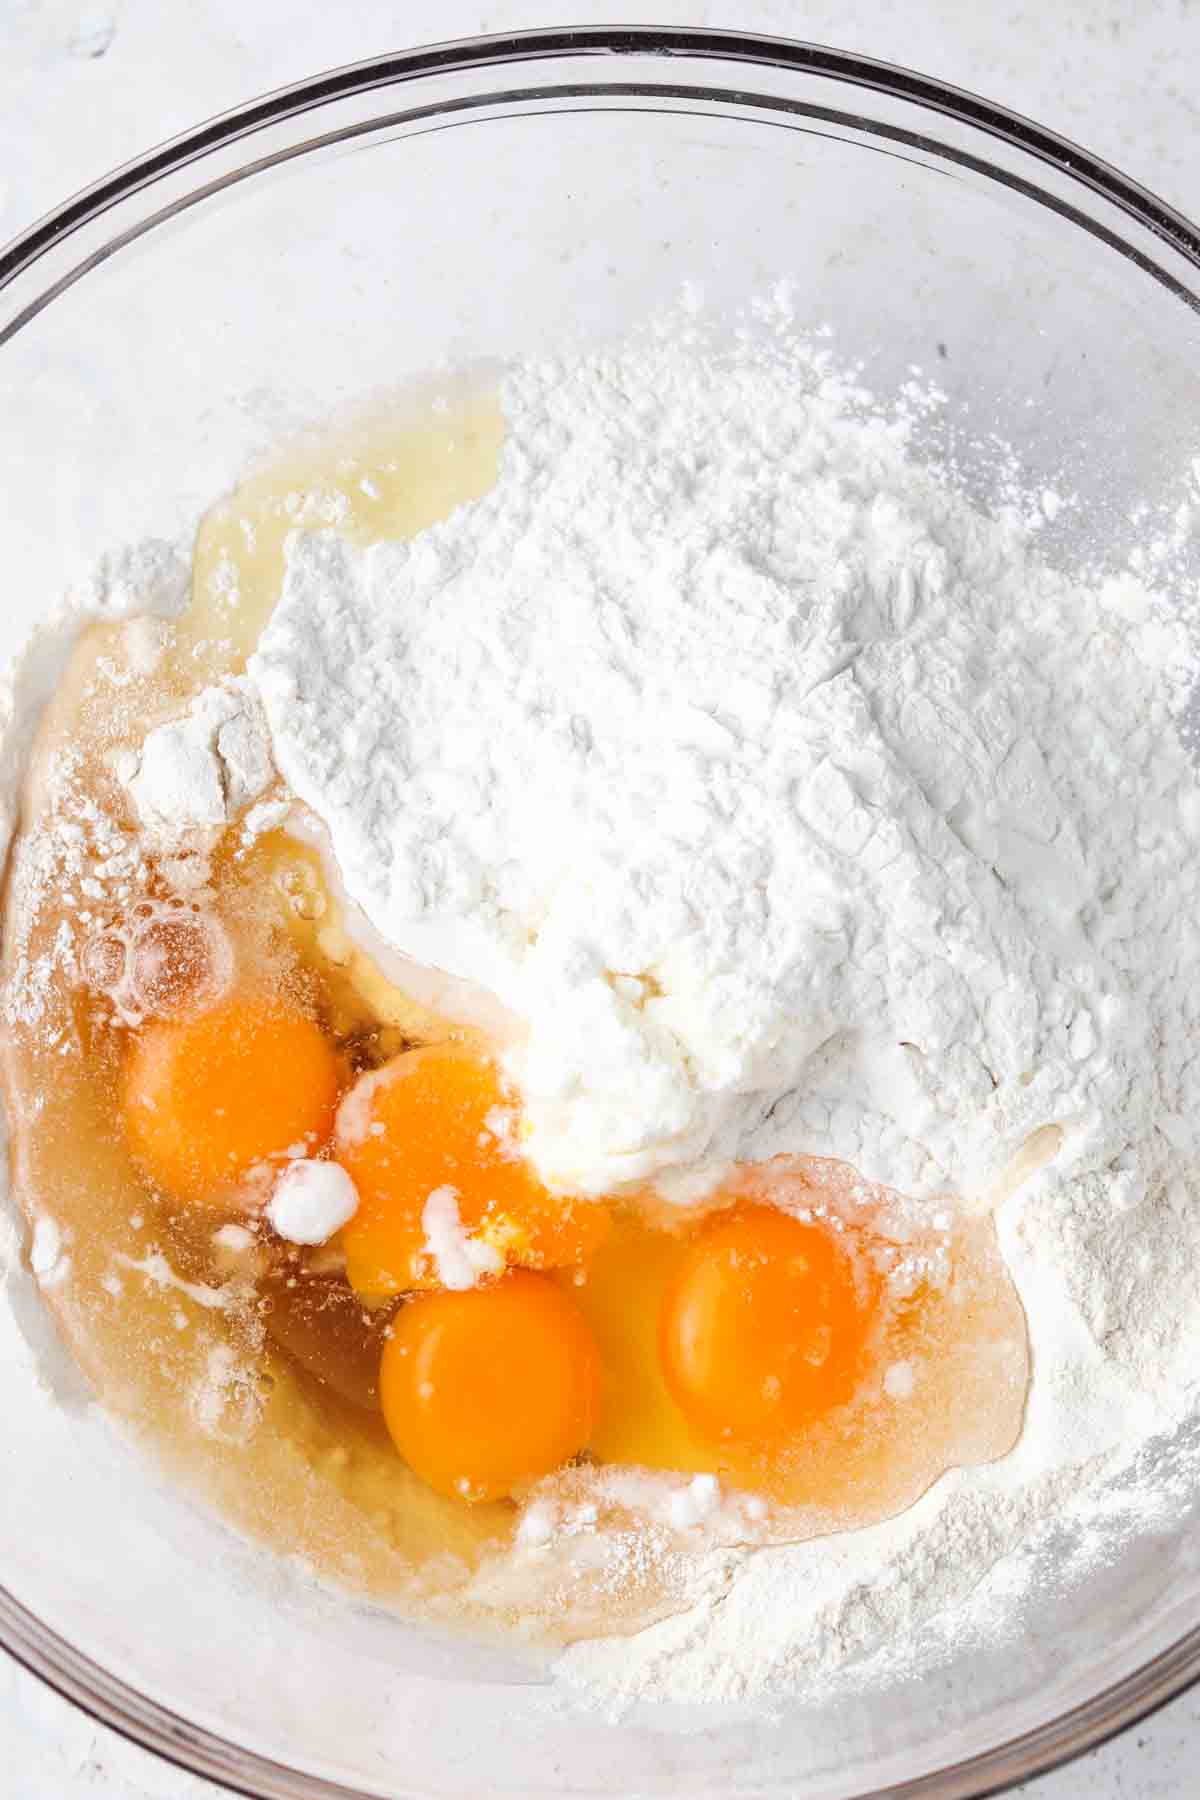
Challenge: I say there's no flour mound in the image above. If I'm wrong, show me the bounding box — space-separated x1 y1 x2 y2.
250 328 1199 1234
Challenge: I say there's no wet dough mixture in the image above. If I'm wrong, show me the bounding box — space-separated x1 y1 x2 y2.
5 318 1196 1687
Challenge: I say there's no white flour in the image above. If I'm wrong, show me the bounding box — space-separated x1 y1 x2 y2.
266 1159 359 1246
419 1186 504 1291
9 309 1200 1707
117 675 274 842
243 317 1200 1703
249 332 1197 1230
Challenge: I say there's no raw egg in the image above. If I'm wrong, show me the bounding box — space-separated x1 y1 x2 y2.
568 1167 1029 1524
336 1042 610 1296
659 1202 871 1444
122 995 341 1204
379 1269 601 1501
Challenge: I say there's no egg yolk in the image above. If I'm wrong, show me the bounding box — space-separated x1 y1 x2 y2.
122 995 341 1204
379 1269 601 1501
337 1043 610 1296
659 1202 872 1445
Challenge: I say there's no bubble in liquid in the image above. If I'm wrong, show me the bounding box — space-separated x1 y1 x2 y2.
80 934 126 992
83 900 234 1026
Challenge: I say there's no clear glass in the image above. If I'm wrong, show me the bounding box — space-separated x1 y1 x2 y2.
3 25 1200 1800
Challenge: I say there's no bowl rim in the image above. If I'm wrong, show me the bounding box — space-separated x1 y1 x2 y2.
3 23 1200 1800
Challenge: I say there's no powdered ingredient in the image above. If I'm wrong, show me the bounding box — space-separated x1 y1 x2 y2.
249 328 1198 1240
266 1159 359 1247
118 675 274 842
9 307 1200 1708
240 316 1200 1703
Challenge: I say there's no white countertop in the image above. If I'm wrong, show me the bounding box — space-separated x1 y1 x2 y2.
3 2 1198 1795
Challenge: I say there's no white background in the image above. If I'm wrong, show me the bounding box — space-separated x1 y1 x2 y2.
3 1 1200 1795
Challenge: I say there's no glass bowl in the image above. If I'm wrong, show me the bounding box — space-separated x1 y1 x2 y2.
3 26 1200 1800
